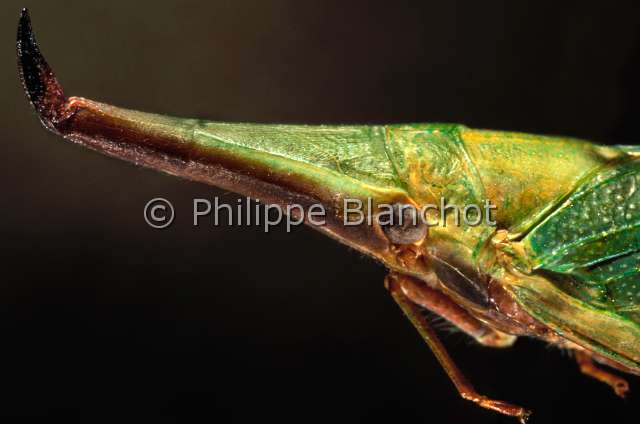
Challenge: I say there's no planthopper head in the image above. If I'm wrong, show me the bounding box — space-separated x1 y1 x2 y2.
17 10 432 275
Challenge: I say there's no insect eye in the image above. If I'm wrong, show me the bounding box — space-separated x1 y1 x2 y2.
378 203 427 244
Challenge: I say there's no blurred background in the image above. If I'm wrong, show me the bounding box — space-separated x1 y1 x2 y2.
1 1 640 422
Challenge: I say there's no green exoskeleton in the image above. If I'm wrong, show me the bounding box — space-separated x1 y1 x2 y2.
17 9 639 422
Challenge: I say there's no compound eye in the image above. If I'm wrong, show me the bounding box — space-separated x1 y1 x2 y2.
378 203 427 245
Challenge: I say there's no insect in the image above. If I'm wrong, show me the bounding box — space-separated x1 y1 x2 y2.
17 8 640 422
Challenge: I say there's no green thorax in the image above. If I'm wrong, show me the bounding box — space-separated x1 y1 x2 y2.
383 123 624 260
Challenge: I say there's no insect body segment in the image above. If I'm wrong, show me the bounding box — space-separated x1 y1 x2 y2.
499 158 640 370
524 159 640 313
17 9 639 422
526 158 640 274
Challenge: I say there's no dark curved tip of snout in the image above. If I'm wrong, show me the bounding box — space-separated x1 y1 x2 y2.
17 8 68 130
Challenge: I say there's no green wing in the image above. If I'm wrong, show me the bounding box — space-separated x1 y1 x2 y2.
525 156 640 314
512 156 640 370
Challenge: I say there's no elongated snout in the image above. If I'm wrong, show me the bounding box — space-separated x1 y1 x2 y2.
17 9 428 272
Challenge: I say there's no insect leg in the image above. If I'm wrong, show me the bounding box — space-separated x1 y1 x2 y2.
574 350 629 398
392 273 516 347
385 273 531 423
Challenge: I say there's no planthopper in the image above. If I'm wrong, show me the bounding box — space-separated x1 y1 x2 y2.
17 8 640 422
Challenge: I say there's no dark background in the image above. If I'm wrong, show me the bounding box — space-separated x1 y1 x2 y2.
2 1 639 422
